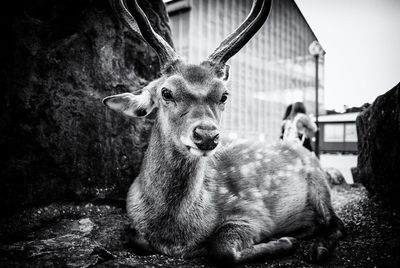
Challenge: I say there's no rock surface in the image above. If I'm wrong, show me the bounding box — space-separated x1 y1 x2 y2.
1 184 399 267
356 82 400 208
0 0 172 212
324 167 346 186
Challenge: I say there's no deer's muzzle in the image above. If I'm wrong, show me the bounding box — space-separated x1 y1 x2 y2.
192 126 219 151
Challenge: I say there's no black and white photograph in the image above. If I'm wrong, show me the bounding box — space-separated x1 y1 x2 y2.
1 0 399 267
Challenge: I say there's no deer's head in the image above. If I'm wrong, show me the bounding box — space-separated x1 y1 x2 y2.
103 0 272 157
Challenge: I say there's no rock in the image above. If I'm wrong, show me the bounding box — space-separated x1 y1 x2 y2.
71 218 95 234
0 0 173 213
0 203 130 267
325 167 346 186
356 82 400 208
351 167 360 183
5 234 101 267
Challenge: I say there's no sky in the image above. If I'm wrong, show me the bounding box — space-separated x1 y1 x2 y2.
294 0 400 111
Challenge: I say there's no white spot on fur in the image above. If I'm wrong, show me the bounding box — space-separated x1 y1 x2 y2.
240 165 251 177
262 189 269 196
226 194 237 203
255 161 262 168
249 189 262 199
305 166 317 173
219 187 228 194
277 171 285 177
263 175 272 188
286 164 294 171
269 150 279 156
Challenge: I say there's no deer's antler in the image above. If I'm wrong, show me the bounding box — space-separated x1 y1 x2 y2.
111 0 181 70
205 0 272 68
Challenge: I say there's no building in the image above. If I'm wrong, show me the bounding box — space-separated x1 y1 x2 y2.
317 112 359 154
166 0 324 142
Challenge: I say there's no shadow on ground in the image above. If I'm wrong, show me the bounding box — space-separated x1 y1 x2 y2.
1 184 399 267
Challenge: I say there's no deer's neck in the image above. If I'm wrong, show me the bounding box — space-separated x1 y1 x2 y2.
139 124 208 210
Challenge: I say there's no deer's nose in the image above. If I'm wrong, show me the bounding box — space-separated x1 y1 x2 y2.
192 126 219 151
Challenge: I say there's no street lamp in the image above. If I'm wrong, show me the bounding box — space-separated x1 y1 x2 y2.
308 41 325 158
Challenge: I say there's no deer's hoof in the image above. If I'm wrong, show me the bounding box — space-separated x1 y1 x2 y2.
310 244 329 263
278 237 298 248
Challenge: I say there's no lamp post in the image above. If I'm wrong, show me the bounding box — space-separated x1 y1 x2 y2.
308 41 324 158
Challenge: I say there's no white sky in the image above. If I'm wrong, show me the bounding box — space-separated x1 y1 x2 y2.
294 0 400 111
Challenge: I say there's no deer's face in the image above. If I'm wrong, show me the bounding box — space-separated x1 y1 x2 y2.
105 0 271 157
103 64 229 157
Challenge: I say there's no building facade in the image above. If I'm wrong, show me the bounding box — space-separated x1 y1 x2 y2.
317 112 358 154
166 0 324 142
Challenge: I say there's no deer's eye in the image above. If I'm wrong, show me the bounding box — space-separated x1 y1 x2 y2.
220 93 228 103
161 88 174 101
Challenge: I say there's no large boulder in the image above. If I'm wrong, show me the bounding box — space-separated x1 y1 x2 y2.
356 82 400 207
0 0 172 213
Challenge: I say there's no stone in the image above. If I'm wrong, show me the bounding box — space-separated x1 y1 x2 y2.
0 0 173 213
0 203 129 267
324 167 346 186
71 218 95 234
351 167 361 183
356 82 400 208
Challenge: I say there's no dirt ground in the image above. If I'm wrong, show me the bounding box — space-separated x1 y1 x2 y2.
1 183 399 267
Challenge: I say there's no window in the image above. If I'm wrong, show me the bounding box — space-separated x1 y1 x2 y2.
324 124 344 142
345 123 357 142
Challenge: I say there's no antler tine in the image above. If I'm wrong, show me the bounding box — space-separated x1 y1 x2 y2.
206 0 272 67
112 0 181 70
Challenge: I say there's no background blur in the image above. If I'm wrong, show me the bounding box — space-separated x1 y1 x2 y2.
295 0 400 111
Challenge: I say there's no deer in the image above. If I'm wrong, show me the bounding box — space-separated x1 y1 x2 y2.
103 0 345 265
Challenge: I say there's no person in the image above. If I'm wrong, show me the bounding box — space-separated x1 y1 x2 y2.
280 104 292 140
281 102 317 151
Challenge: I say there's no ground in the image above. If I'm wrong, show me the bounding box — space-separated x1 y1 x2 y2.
1 182 399 267
320 153 357 184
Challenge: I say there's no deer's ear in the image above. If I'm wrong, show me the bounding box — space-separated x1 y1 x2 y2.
102 90 154 118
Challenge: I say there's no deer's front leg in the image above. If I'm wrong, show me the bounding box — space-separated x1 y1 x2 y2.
208 223 298 265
